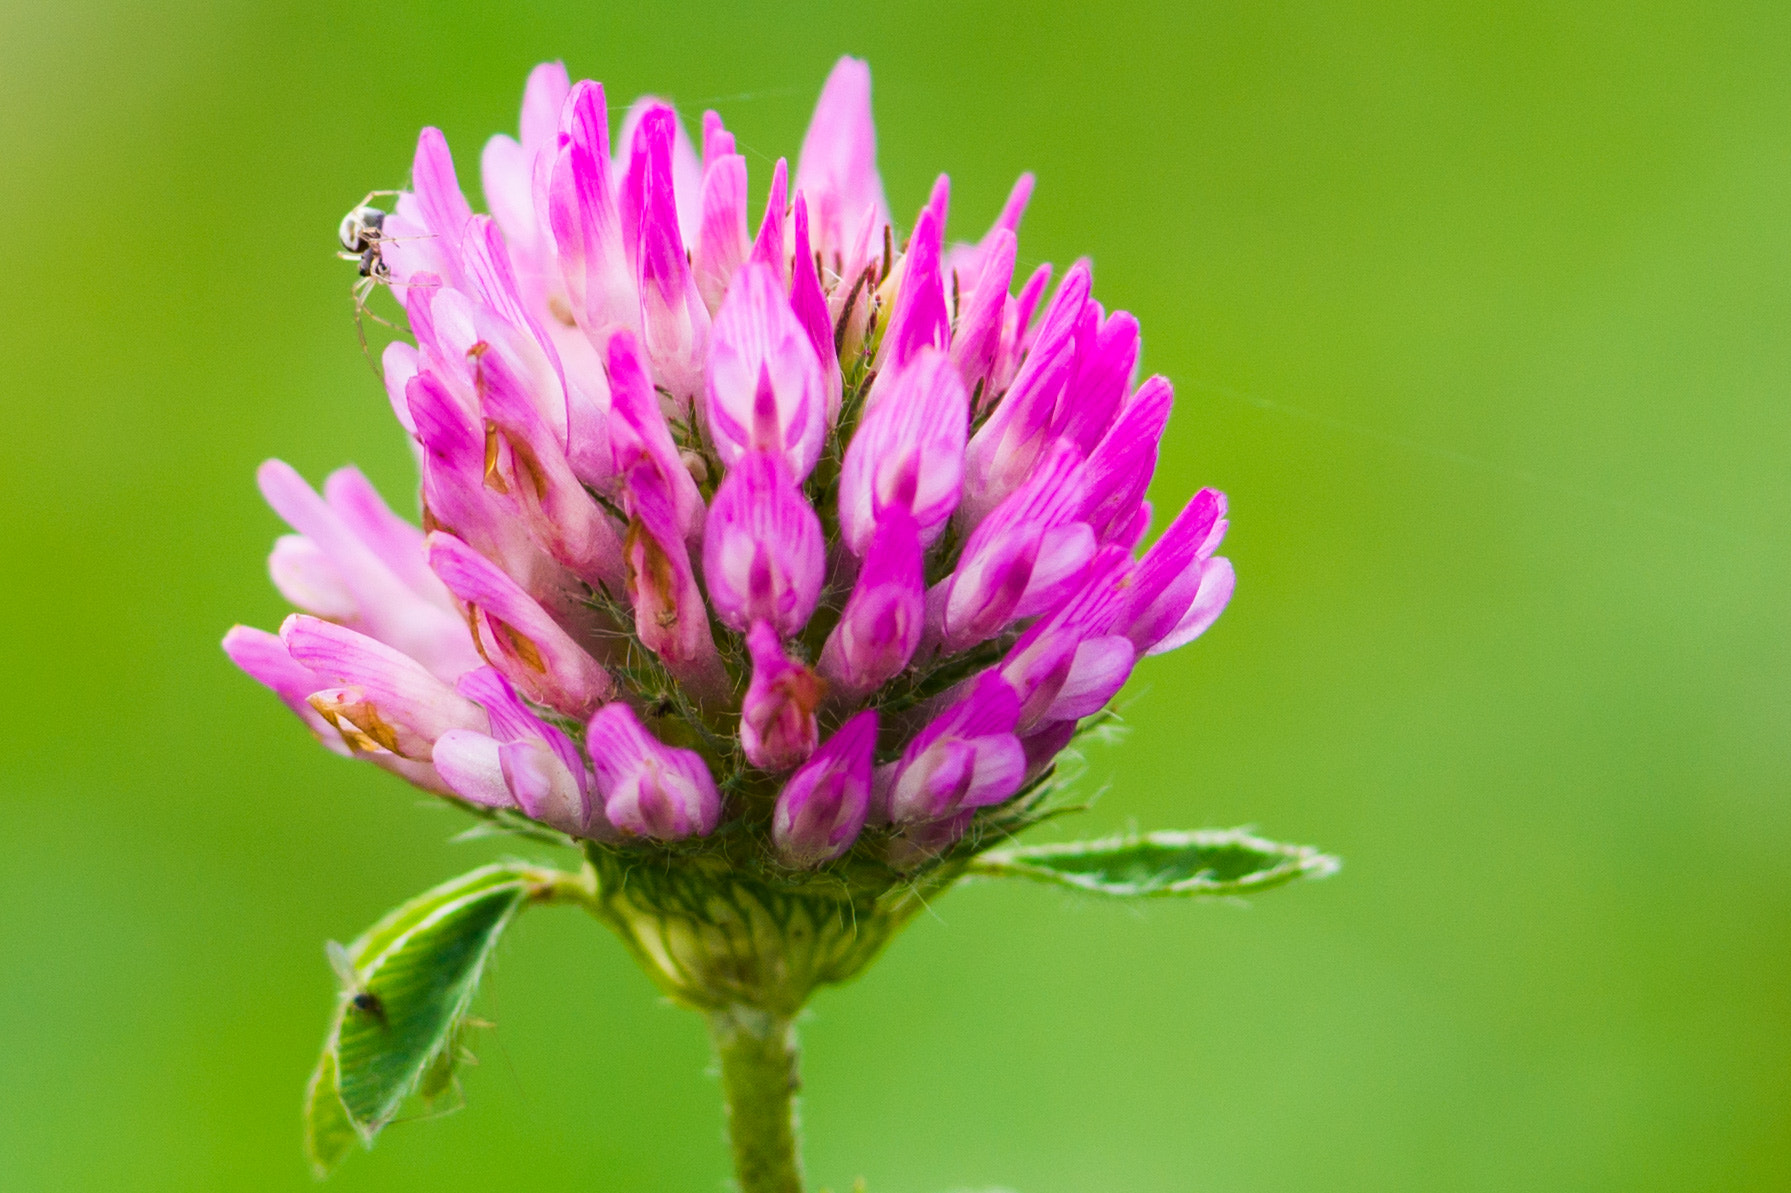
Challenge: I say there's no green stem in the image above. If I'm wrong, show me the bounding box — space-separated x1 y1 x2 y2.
708 1005 804 1193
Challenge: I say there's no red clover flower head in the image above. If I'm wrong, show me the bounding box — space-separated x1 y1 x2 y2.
226 56 1235 871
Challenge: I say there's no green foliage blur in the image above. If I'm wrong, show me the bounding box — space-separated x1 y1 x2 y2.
2 1 1786 1188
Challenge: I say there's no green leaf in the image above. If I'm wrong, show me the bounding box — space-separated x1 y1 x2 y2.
967 828 1339 898
302 1048 359 1178
303 863 545 1172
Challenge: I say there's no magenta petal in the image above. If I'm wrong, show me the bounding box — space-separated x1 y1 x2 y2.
837 347 967 555
702 451 825 636
992 172 1035 242
257 459 479 681
630 105 711 405
1045 635 1136 721
587 702 720 839
789 193 841 418
818 510 926 697
751 158 790 286
885 672 1026 823
773 709 877 867
949 228 1016 396
616 96 703 250
606 329 706 539
1055 310 1141 454
991 262 1055 398
996 545 1135 728
880 192 950 369
381 127 474 290
279 614 487 758
701 109 735 165
695 151 751 313
1019 718 1078 783
1146 556 1236 656
1123 488 1229 653
1080 375 1173 542
739 621 824 772
935 442 1089 652
962 262 1093 525
704 260 828 478
426 532 614 717
548 81 637 341
432 729 516 808
222 625 347 753
413 127 474 256
796 57 889 267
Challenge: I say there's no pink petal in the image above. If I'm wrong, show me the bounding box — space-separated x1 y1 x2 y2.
381 341 421 434
587 702 720 839
1146 556 1236 656
949 228 1016 397
935 442 1088 652
257 459 479 681
695 151 751 313
268 535 357 622
703 260 828 479
789 193 841 419
425 532 614 717
739 621 824 772
431 729 516 808
617 452 721 681
500 737 589 833
773 709 877 866
750 158 790 286
615 96 703 250
819 510 926 697
879 193 950 370
701 109 735 165
1044 635 1136 721
702 451 825 635
796 57 889 269
221 625 346 753
279 614 487 758
630 105 710 405
1055 310 1140 454
885 672 1026 823
1123 489 1229 653
1079 375 1173 542
547 81 638 341
322 466 452 610
962 261 1092 525
606 329 706 539
456 665 592 797
837 346 967 555
472 335 625 588
519 61 571 157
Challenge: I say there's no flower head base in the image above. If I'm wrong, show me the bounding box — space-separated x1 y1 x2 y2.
229 57 1236 980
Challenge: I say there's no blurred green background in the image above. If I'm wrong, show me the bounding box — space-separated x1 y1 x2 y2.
3 1 1787 1189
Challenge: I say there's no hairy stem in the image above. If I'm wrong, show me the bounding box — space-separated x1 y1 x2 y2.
709 1005 804 1193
